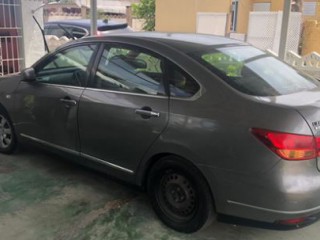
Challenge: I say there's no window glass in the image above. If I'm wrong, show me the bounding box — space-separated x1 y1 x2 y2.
71 27 87 38
91 46 165 95
48 27 70 38
169 67 200 98
191 46 319 96
35 44 96 87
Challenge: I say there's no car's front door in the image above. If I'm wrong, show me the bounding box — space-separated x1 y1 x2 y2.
14 44 97 152
78 43 169 174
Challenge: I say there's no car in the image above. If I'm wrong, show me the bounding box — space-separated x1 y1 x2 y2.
44 19 132 39
1 32 320 233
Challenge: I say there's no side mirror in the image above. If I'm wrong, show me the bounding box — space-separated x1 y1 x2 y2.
22 68 36 82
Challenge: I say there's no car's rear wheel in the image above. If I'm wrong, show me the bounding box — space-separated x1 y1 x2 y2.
147 156 215 233
0 110 17 154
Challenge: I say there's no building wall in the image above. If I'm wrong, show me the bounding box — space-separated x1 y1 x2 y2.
302 20 320 54
0 1 23 75
303 0 320 21
155 0 196 32
155 0 286 33
156 0 320 33
21 0 45 67
270 0 285 11
155 0 231 32
237 0 252 33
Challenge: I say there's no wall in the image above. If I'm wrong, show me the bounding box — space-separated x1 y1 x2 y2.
303 0 320 21
302 20 320 54
237 0 285 34
156 0 196 32
0 2 21 75
270 0 284 11
21 0 45 68
155 0 231 33
237 0 252 33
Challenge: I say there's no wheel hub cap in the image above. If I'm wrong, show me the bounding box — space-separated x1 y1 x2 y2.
161 172 196 217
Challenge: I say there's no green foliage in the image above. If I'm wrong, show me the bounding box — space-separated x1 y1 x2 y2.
132 0 155 31
202 53 244 77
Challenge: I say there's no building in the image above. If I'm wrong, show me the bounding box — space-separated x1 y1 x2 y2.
156 0 320 34
0 0 45 76
156 0 320 54
0 0 23 75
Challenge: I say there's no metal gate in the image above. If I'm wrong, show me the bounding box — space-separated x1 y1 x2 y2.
0 0 24 76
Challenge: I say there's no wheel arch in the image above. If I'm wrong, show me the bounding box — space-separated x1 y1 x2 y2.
137 151 217 212
0 102 9 115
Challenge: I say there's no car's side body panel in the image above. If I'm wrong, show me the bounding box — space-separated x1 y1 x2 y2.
78 89 169 174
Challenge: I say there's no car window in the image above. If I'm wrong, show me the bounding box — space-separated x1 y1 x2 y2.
70 27 87 38
90 45 165 96
169 66 200 98
47 26 70 38
35 44 97 87
190 46 320 96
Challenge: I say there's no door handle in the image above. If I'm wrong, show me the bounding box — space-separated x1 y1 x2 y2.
135 108 160 119
60 98 77 106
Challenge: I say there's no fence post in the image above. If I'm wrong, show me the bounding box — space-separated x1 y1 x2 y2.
279 0 291 60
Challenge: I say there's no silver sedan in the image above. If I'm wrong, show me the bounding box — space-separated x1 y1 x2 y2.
1 32 320 232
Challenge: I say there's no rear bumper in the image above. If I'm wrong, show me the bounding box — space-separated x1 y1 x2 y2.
199 159 320 224
225 199 320 223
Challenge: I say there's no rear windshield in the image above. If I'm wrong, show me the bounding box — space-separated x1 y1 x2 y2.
190 46 319 96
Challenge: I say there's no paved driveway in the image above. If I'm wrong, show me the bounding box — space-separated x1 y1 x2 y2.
0 147 319 240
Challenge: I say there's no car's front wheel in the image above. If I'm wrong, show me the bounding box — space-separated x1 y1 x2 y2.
147 156 215 233
0 110 17 154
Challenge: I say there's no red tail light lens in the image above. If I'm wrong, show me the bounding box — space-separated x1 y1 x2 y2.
251 128 320 160
316 137 320 157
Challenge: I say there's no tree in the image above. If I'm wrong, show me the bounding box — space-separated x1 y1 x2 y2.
132 0 155 31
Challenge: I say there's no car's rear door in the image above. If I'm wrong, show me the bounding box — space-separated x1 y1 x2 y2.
14 44 97 152
78 43 169 174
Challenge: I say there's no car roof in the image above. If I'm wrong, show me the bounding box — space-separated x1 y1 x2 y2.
45 19 128 31
80 32 247 53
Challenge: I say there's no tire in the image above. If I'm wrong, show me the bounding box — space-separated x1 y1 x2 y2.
147 156 215 233
0 110 17 154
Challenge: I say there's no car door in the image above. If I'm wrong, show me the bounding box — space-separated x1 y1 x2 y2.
14 44 97 152
78 43 169 174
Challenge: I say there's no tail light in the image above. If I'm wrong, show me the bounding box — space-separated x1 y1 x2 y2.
251 128 320 161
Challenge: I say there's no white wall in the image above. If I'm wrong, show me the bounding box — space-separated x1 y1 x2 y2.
196 12 228 36
21 0 45 68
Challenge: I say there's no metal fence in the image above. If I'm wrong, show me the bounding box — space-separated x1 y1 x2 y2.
0 0 24 76
246 11 302 54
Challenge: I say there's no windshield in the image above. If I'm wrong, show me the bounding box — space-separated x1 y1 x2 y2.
190 46 319 96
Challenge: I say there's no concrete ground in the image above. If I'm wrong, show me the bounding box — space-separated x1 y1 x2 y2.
0 147 320 240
